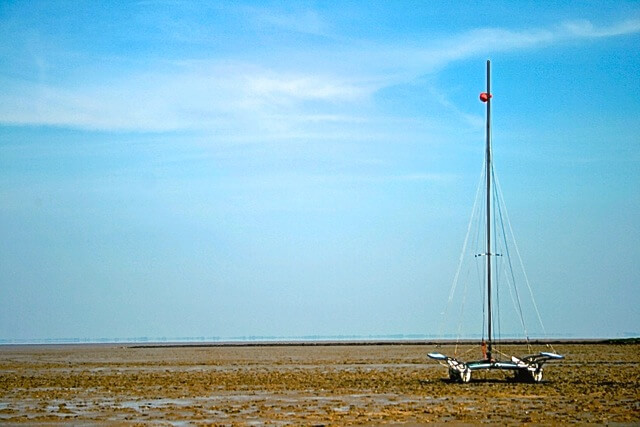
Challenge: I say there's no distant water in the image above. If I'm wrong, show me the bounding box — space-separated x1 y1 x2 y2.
0 332 582 345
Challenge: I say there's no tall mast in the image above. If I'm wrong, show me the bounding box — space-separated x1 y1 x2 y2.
485 59 493 361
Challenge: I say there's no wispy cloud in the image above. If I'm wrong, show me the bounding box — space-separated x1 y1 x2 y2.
245 73 368 103
561 18 640 38
0 63 376 136
0 17 638 134
246 6 332 37
412 18 640 71
224 172 458 192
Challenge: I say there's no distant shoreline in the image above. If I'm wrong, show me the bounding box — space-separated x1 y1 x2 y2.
1 337 637 348
128 337 640 348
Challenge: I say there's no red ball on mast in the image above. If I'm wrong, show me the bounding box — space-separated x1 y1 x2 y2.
479 92 492 102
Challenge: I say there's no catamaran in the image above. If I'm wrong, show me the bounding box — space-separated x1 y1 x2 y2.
428 60 563 383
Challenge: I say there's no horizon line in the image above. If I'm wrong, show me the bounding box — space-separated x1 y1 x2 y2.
1 333 638 346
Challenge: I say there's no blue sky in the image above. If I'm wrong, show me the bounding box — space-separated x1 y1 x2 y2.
0 1 639 341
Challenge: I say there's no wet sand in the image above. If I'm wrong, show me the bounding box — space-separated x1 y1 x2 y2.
1 342 638 424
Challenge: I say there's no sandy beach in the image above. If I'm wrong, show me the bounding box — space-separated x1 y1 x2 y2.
1 342 638 424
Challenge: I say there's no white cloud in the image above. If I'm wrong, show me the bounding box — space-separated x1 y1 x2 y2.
249 7 331 37
561 18 640 38
0 17 638 133
246 75 367 103
430 27 555 64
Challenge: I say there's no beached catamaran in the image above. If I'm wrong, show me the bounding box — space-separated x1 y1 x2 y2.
428 60 563 383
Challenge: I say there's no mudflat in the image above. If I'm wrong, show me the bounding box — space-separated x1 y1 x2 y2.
1 342 638 424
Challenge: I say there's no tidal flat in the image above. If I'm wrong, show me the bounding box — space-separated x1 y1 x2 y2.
1 342 638 424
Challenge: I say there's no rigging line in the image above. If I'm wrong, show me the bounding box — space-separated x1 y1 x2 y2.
493 171 554 351
487 136 493 349
459 346 477 358
492 166 530 345
501 267 531 351
475 183 486 298
438 160 486 339
499 228 531 346
477 245 486 342
491 163 501 351
454 265 471 356
473 165 487 342
476 200 487 343
494 347 517 360
498 251 528 335
495 251 501 352
454 261 475 343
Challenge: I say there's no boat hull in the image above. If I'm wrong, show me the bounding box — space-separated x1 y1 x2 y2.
429 352 562 383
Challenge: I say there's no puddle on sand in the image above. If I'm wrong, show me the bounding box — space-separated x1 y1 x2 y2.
118 398 195 411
